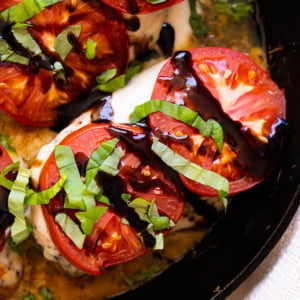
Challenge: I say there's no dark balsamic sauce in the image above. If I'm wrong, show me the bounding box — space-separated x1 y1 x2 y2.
108 125 183 193
126 0 140 15
96 172 156 249
125 16 140 32
160 51 287 179
52 90 110 131
157 23 175 57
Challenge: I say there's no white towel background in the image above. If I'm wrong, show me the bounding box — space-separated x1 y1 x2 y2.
227 206 300 300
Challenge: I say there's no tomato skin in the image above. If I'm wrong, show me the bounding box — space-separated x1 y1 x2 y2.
0 0 128 126
150 47 286 196
39 123 184 274
101 0 183 14
0 144 14 251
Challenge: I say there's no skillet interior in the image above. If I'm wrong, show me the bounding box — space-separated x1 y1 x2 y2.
112 0 300 299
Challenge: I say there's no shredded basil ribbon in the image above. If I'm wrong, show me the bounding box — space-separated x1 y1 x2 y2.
8 167 32 244
55 213 86 249
130 99 224 150
1 0 64 23
54 24 82 61
151 137 229 198
124 197 174 249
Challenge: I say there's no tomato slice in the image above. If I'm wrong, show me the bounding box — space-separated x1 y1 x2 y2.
39 123 184 274
100 0 183 14
0 144 14 251
149 47 286 196
0 0 128 126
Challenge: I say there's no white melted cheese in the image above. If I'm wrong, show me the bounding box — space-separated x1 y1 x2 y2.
0 239 23 287
127 0 199 63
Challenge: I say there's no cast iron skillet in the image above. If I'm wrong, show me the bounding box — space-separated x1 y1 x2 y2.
113 0 300 299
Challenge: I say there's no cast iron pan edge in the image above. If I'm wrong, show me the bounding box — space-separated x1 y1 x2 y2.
112 0 300 299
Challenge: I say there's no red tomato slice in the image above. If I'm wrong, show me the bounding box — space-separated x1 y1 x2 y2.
0 0 128 126
149 47 286 196
39 123 184 274
0 144 13 251
101 0 183 14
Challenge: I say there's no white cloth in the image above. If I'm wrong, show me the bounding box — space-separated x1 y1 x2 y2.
227 206 300 300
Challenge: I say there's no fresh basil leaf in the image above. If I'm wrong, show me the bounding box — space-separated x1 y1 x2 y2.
85 38 97 60
55 213 86 249
11 23 42 56
188 0 211 37
130 99 224 150
0 39 29 65
54 24 82 60
146 0 167 4
54 145 87 210
213 0 254 21
85 138 119 186
8 167 32 244
75 206 108 235
1 0 64 23
39 286 53 300
151 137 229 198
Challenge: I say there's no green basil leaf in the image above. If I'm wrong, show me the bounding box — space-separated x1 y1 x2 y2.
11 23 42 56
55 213 86 249
98 146 125 176
0 39 29 65
130 99 224 150
1 0 64 23
75 206 108 235
188 0 211 37
151 137 229 197
54 24 82 60
85 38 97 60
85 138 119 186
24 174 67 205
54 145 87 210
8 167 32 244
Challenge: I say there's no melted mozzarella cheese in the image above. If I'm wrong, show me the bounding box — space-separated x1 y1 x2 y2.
0 240 23 287
127 0 199 63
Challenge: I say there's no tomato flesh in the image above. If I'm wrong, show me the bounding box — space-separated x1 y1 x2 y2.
150 47 286 196
0 0 128 126
39 123 184 274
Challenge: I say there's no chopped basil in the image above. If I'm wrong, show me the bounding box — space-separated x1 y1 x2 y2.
122 263 161 285
98 146 125 176
0 135 16 153
151 137 229 199
1 0 64 23
75 206 108 235
54 24 82 60
8 167 32 244
213 0 254 21
0 39 29 65
85 138 119 186
54 145 88 210
55 213 86 249
85 38 97 60
25 174 67 205
146 0 167 4
130 99 224 150
95 60 143 93
39 286 54 300
189 0 211 37
11 23 42 56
